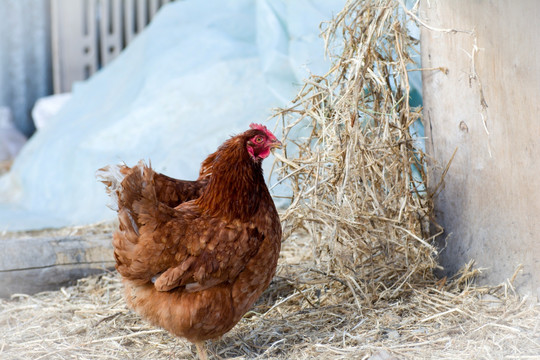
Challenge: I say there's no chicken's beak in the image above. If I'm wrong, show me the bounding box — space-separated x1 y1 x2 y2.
269 139 282 149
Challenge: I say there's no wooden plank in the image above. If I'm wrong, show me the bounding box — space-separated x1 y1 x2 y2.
0 235 115 297
421 0 540 295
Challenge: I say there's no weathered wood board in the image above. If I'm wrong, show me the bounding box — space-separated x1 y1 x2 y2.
421 0 540 296
0 234 115 297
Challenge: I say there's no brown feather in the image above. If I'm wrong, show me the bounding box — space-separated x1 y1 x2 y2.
98 127 282 343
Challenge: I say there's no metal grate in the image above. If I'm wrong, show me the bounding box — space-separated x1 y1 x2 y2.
51 0 173 93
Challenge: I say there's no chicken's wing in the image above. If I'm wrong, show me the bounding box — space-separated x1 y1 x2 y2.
110 162 267 295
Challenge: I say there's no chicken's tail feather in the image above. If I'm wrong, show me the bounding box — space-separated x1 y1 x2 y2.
97 160 163 238
96 162 130 211
98 160 172 281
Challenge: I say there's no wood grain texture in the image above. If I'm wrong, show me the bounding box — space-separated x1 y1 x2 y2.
421 0 540 295
0 235 114 297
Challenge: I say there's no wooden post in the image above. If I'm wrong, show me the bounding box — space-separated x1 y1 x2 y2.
421 0 540 296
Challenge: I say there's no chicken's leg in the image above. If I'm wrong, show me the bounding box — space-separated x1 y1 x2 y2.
195 341 208 360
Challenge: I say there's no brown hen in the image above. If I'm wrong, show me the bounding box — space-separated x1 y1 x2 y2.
97 124 282 359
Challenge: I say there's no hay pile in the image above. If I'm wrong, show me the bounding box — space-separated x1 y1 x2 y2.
1 0 540 359
1 233 539 359
272 0 434 305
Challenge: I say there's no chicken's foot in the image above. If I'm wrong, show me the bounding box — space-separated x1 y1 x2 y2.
195 341 208 360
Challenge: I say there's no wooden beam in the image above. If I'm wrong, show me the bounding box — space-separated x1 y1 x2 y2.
0 235 115 297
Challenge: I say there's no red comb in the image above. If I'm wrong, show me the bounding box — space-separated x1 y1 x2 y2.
249 123 268 132
249 123 276 139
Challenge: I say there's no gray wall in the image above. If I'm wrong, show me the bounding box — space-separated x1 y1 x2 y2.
421 0 540 296
0 0 52 136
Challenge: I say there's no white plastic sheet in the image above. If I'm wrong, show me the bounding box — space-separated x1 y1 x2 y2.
0 0 345 231
31 93 73 130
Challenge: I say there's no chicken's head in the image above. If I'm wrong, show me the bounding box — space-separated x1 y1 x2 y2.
246 123 281 161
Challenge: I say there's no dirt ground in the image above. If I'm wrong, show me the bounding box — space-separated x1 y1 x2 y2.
1 233 539 360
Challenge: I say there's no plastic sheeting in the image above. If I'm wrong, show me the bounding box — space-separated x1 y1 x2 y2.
31 93 73 131
0 0 346 231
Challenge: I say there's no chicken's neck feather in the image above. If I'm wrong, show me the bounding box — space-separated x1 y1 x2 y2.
195 136 267 221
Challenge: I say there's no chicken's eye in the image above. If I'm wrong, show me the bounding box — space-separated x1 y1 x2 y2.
255 136 264 143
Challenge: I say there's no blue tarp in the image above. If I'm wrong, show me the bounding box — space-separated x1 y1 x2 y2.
0 0 347 231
